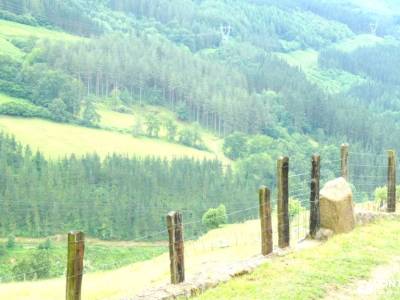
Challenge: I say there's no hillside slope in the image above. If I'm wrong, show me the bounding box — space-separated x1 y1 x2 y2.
197 219 400 300
0 0 399 159
1 218 399 300
0 116 219 160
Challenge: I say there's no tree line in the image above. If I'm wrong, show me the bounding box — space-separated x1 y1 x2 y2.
0 133 258 240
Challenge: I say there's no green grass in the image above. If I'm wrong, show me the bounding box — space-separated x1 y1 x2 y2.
380 271 400 300
0 94 228 161
333 34 385 53
275 49 319 69
0 93 33 105
0 238 166 283
0 115 219 160
197 219 400 300
0 36 23 58
276 49 364 93
0 19 79 41
97 104 230 164
306 67 364 94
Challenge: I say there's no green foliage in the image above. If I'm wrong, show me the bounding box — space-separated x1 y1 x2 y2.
0 102 51 119
131 119 143 137
0 244 6 257
223 132 248 160
6 234 15 249
144 114 161 137
374 185 400 208
0 9 39 27
82 99 100 127
247 135 274 155
48 98 69 122
175 102 189 121
0 239 166 283
374 186 387 208
202 204 228 230
38 238 52 250
289 198 305 221
164 117 177 141
0 133 254 240
178 124 204 149
11 250 53 281
237 153 274 184
198 219 400 300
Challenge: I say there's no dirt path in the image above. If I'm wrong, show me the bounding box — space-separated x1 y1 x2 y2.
324 256 400 300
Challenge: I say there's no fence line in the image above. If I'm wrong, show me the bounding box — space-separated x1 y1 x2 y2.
1 143 399 300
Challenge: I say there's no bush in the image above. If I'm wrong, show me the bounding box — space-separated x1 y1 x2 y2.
0 10 39 27
0 79 30 98
6 234 16 249
289 198 305 221
38 238 52 250
374 185 400 208
202 204 227 230
0 244 7 257
223 132 248 160
0 102 52 119
178 125 205 150
11 250 52 281
374 186 387 208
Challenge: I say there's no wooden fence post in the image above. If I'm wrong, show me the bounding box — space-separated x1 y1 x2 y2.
277 156 289 248
259 186 273 255
66 231 85 300
309 155 320 238
387 150 396 213
167 211 185 284
341 144 349 180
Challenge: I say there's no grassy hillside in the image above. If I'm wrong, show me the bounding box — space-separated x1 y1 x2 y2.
0 217 293 300
0 19 79 41
198 219 400 300
0 93 30 105
1 218 399 300
0 36 23 58
97 105 229 163
276 49 364 94
0 89 229 161
0 116 220 160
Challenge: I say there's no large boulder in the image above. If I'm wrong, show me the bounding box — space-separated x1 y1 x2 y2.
320 177 355 233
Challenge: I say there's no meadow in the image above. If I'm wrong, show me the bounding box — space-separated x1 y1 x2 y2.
0 19 79 41
0 115 219 160
0 236 166 287
198 219 400 300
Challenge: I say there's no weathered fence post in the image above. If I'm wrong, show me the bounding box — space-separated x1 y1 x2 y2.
167 211 185 284
259 186 273 255
341 144 349 180
66 231 85 300
277 156 289 248
387 150 396 213
309 155 320 238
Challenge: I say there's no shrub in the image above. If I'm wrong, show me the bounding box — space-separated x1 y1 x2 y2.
374 185 400 208
0 244 7 257
289 198 305 221
0 102 52 119
38 238 52 250
0 79 30 98
178 124 205 150
0 10 39 27
6 234 16 249
11 250 52 281
202 204 227 230
223 132 248 160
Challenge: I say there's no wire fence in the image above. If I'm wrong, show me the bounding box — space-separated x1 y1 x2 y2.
0 145 398 300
